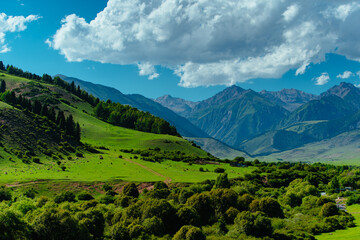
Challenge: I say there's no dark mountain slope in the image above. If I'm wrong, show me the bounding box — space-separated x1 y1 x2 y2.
280 95 357 128
240 109 360 156
187 86 289 147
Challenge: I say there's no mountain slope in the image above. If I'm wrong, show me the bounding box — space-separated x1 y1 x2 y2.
56 75 208 138
240 108 360 156
260 129 360 164
260 88 318 112
280 95 357 128
187 86 289 147
185 137 249 159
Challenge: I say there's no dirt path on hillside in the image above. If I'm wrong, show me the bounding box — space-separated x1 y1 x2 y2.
124 158 172 184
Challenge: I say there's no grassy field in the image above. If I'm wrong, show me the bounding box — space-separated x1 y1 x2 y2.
317 204 360 240
0 73 252 185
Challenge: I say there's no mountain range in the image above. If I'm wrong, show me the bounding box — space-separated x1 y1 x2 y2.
58 74 360 161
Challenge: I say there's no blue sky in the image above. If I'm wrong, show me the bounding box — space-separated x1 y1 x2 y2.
2 0 360 101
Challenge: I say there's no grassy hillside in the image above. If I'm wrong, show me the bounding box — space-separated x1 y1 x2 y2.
0 72 253 184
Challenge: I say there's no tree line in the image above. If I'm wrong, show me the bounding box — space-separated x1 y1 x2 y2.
94 100 179 136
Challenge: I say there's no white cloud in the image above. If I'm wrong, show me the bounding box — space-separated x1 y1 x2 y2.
337 70 354 79
283 4 299 22
315 72 330 85
137 62 159 80
0 13 40 53
324 3 360 21
48 0 360 86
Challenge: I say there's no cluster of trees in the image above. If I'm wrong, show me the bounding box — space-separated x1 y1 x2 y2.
0 60 100 107
120 148 215 163
1 160 359 239
0 61 41 81
0 87 80 142
94 101 179 136
52 76 100 107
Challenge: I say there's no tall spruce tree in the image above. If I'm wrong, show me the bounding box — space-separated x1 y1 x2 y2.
0 61 5 71
0 80 6 93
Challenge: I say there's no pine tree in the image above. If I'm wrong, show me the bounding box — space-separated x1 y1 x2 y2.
75 123 81 142
0 80 6 93
0 61 5 71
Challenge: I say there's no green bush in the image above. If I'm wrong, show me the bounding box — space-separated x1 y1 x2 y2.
214 167 225 173
234 211 273 237
173 225 206 240
99 195 115 204
32 157 40 163
54 191 76 203
320 202 339 217
176 206 201 227
122 182 139 198
213 173 230 189
77 192 94 201
143 216 165 236
110 222 130 240
0 186 12 201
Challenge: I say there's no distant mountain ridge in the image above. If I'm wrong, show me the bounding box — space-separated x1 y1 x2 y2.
260 88 318 112
154 95 197 117
56 74 209 138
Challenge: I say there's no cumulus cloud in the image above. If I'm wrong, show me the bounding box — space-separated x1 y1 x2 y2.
337 70 354 79
0 13 40 53
137 62 159 80
48 0 360 87
315 73 330 85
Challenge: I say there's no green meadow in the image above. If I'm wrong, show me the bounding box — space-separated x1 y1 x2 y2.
317 204 360 240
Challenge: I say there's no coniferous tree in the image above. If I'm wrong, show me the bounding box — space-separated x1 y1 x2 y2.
0 80 6 93
0 61 5 71
41 74 53 83
75 123 81 142
65 114 75 136
32 101 42 115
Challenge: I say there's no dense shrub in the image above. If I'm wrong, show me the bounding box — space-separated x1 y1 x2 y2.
142 216 165 236
173 225 206 240
249 197 284 218
77 192 94 201
186 193 214 225
176 206 201 227
0 186 12 201
54 191 76 204
214 167 225 173
234 211 273 237
320 203 339 217
122 182 139 198
213 173 230 189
